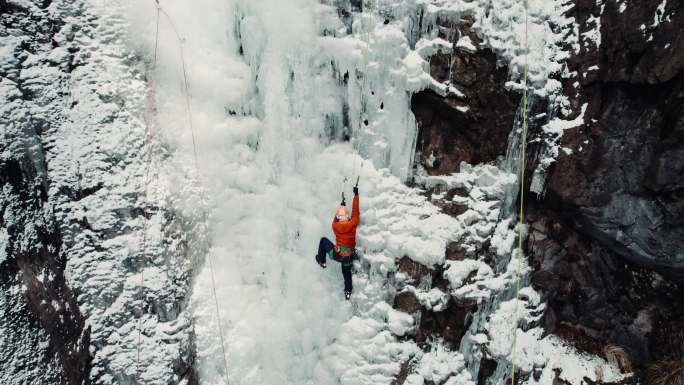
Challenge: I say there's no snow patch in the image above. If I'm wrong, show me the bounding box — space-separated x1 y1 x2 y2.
0 229 8 265
455 35 476 53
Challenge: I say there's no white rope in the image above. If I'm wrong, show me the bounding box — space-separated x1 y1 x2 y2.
141 3 230 382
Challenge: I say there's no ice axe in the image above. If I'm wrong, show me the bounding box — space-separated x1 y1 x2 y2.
341 176 360 206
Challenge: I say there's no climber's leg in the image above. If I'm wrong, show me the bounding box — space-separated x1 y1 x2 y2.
341 260 353 294
316 237 334 267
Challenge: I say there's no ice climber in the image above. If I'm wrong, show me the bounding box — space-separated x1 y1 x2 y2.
315 184 360 300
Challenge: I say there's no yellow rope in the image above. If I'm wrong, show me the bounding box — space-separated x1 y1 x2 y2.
510 1 529 384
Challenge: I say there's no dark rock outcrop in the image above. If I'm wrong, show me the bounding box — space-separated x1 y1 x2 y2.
529 0 684 381
412 17 521 176
415 296 475 350
527 205 683 377
546 0 684 277
393 255 476 351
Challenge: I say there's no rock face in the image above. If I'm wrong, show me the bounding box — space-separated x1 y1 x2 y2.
0 135 91 385
407 0 684 384
527 205 684 373
547 0 684 277
1 3 90 383
1 1 199 383
412 17 520 176
393 256 476 350
530 0 684 378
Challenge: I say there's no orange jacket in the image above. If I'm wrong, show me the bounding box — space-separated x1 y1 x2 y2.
332 194 360 248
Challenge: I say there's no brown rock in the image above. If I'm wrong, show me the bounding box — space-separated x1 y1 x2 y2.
394 291 422 314
445 242 467 261
416 298 476 349
527 205 684 375
396 256 432 287
413 47 520 175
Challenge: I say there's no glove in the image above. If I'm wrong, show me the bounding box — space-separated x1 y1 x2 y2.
353 186 359 195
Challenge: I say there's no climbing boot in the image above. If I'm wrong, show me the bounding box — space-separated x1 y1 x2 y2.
315 256 326 268
344 290 351 300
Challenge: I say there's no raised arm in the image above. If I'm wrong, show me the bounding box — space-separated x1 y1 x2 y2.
350 193 360 226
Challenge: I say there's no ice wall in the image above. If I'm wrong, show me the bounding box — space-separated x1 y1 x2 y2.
118 0 624 384
121 0 443 384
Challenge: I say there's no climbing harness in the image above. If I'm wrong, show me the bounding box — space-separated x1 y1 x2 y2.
335 245 355 258
510 1 530 384
136 1 230 382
